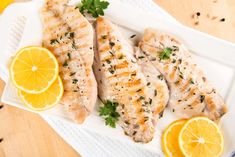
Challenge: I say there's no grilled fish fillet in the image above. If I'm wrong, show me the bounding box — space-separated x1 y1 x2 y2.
94 17 154 143
94 17 169 143
139 28 227 121
134 48 169 123
41 0 97 123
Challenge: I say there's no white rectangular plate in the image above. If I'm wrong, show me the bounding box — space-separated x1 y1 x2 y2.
0 0 235 156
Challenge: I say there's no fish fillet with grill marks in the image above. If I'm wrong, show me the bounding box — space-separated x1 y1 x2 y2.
94 17 169 143
134 48 169 122
40 0 97 123
139 28 227 121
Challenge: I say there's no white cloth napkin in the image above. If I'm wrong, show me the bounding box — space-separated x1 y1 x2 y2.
0 1 178 156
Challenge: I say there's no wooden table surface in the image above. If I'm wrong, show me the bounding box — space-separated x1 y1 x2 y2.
0 0 235 157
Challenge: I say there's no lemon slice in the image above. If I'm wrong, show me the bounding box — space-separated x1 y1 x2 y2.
18 77 63 111
179 117 224 157
10 46 59 94
0 0 13 13
162 119 186 157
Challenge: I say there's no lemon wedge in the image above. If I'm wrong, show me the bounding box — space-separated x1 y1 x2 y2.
18 77 63 111
162 119 186 157
179 117 224 157
10 46 59 94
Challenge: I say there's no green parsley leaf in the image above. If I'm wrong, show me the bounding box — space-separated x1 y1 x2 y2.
190 78 195 84
50 39 59 45
138 56 145 59
99 100 120 128
63 60 68 67
157 74 164 80
200 95 205 103
67 53 71 59
72 79 78 84
76 0 109 18
159 47 173 60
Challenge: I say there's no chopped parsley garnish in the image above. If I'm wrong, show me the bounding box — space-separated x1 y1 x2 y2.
70 72 76 76
144 117 149 122
200 95 205 103
118 55 124 59
159 111 164 118
154 89 157 96
109 51 114 56
72 41 77 50
158 74 164 80
130 34 136 38
67 53 71 59
106 59 111 64
159 47 172 60
139 96 145 100
77 0 110 18
172 45 179 51
178 59 182 64
99 100 120 128
179 74 184 79
149 98 152 104
63 60 68 67
108 65 116 74
109 41 115 47
65 32 69 36
50 39 59 45
109 69 115 74
101 35 107 39
138 56 145 59
69 32 75 39
190 78 195 84
72 79 78 84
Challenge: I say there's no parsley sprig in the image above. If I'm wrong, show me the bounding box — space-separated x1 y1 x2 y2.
99 100 120 128
77 0 109 18
159 47 173 60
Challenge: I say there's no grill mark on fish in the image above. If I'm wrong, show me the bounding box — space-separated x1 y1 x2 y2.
108 71 131 79
180 79 191 92
95 17 155 143
169 63 179 80
41 0 97 123
140 28 227 121
163 64 169 72
115 61 129 69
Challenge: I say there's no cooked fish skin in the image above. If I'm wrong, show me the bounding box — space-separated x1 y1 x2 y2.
40 0 97 123
139 28 227 121
94 17 155 143
134 48 169 123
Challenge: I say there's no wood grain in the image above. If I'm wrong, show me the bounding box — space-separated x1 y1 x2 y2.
154 0 235 43
0 0 235 157
0 79 80 157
